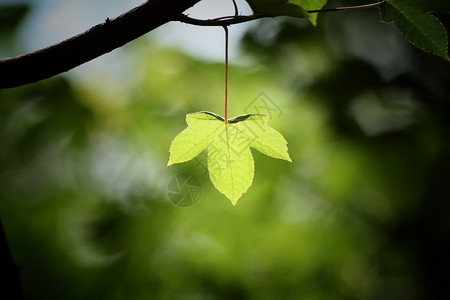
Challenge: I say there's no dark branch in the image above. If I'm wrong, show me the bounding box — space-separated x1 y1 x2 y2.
0 0 201 89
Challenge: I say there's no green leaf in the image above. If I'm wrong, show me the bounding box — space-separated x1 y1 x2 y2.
245 0 327 25
380 0 450 61
168 111 291 205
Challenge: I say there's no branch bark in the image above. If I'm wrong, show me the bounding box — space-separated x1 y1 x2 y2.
0 0 201 89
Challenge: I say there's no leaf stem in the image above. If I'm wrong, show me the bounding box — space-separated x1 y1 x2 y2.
223 25 229 124
308 0 385 13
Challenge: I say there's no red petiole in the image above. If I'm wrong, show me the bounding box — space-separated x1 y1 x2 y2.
223 26 229 124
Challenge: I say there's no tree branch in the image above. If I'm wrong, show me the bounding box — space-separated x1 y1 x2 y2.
0 0 201 89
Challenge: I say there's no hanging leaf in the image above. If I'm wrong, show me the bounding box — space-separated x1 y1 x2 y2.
168 111 291 205
245 0 327 25
380 0 450 61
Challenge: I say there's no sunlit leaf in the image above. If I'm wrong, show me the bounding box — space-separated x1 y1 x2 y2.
168 111 291 205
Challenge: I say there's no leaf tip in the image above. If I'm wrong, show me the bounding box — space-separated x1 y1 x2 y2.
229 196 240 206
214 184 245 206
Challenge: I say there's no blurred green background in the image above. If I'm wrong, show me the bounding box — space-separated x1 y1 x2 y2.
1 0 450 299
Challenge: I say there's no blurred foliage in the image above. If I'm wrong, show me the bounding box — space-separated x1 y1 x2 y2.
1 1 450 299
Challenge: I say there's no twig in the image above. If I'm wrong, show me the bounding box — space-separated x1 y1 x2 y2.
231 0 239 16
308 0 385 13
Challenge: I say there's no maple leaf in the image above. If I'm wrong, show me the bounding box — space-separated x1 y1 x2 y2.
168 111 291 205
